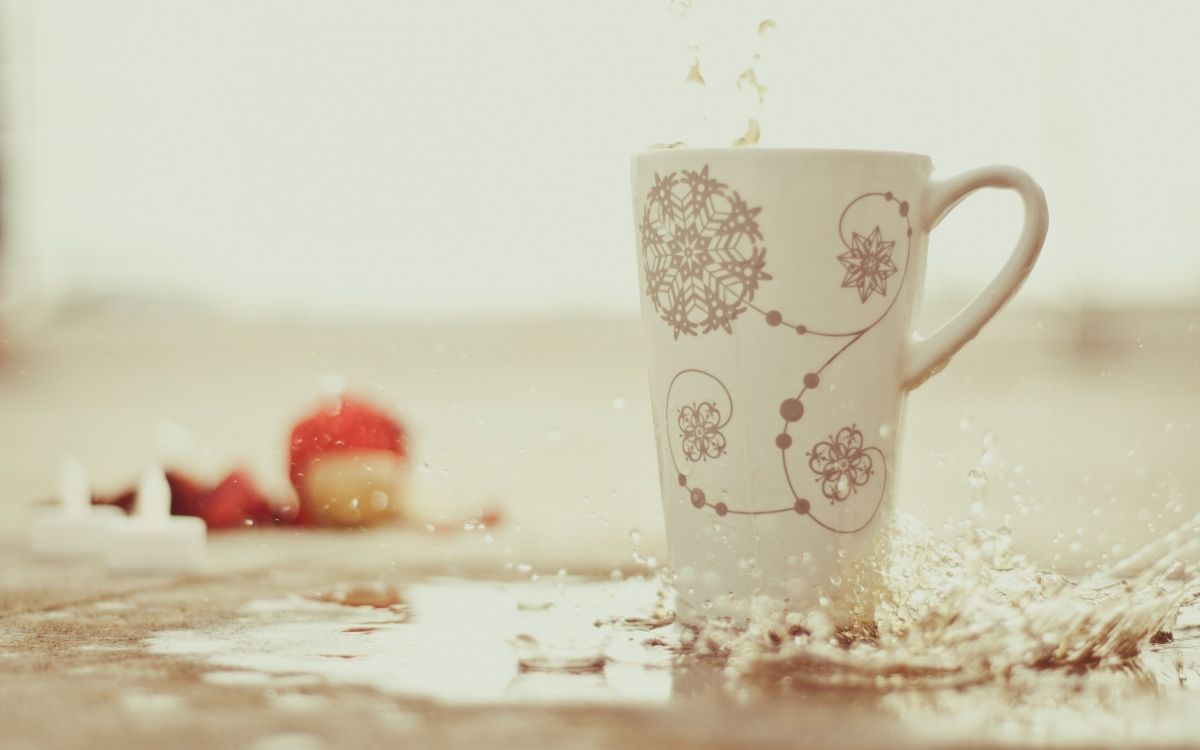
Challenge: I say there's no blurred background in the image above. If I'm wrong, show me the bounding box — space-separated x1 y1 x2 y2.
1 0 1197 572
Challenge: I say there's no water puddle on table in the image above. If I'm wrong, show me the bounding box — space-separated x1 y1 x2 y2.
147 509 1200 744
149 577 678 705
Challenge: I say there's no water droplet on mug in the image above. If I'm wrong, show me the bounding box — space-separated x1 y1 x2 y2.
967 467 988 488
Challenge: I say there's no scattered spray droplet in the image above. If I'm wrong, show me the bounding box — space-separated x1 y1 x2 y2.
686 58 705 86
669 0 692 17
967 467 988 489
733 117 760 147
735 68 767 104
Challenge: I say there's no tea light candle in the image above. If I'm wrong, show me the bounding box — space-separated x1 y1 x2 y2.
106 465 206 573
30 458 124 556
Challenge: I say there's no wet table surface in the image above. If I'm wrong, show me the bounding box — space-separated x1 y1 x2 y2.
2 529 1199 750
1 308 1198 749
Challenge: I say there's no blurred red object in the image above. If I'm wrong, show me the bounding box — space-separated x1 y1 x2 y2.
101 469 285 529
289 397 408 526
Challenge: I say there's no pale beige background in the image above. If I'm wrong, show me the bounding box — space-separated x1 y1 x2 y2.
1 305 1194 575
2 0 1199 320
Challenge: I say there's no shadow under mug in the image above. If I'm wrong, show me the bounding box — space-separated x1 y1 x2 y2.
631 148 1048 626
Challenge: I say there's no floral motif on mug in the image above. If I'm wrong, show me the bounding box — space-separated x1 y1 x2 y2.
837 226 897 303
806 426 875 503
640 167 771 338
678 401 727 462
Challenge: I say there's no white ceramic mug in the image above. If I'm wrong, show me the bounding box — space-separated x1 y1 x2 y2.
631 148 1048 625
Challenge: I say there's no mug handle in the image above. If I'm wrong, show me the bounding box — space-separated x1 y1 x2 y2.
902 166 1049 390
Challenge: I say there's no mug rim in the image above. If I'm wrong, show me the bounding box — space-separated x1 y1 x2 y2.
633 146 933 165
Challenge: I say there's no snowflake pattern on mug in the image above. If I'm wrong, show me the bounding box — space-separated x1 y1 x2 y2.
678 401 727 462
838 226 897 302
640 167 771 338
806 426 875 503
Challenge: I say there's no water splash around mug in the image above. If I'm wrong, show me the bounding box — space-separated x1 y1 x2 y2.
686 510 1200 690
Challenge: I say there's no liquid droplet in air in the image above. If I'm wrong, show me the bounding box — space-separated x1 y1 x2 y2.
735 68 767 104
733 117 760 147
967 467 988 488
669 0 692 17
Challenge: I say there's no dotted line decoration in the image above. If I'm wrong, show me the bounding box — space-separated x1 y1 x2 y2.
652 179 913 535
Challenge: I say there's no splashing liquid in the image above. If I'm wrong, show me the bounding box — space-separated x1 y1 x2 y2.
685 56 705 86
689 511 1200 690
735 68 767 104
668 0 693 17
732 117 760 147
656 7 777 147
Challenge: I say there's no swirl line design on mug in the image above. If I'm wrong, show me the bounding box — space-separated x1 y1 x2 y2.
775 192 910 532
650 175 912 533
